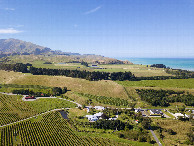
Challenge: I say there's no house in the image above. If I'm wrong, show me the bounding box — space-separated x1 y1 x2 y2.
86 108 90 113
173 113 189 119
135 108 142 113
150 109 163 116
94 106 105 111
86 112 103 121
85 115 98 121
25 96 35 100
93 112 103 118
85 106 93 109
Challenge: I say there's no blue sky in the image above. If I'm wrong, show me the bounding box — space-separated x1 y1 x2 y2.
0 0 194 58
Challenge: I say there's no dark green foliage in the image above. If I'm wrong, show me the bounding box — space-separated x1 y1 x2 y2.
141 117 152 129
118 129 151 143
52 87 62 96
43 62 52 64
110 72 136 81
11 86 67 96
136 89 194 106
81 61 88 67
93 119 131 130
166 68 194 78
0 63 28 73
150 64 166 68
101 113 109 119
167 129 176 135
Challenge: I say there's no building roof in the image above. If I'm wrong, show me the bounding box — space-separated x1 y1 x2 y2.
150 109 162 114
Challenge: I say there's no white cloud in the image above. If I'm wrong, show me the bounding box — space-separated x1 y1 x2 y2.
4 8 15 11
84 5 102 15
0 28 22 34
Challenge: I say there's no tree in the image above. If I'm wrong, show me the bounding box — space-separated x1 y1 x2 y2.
141 117 152 129
101 113 109 119
62 87 67 94
52 87 62 96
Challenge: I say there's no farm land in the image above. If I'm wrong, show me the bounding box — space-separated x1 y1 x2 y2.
0 59 193 145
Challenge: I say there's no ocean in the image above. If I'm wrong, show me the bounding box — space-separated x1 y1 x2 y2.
117 58 194 71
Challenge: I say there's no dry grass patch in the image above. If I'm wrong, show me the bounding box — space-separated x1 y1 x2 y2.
0 70 26 84
8 74 128 99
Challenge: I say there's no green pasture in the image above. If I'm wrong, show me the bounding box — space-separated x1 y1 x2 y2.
117 78 194 89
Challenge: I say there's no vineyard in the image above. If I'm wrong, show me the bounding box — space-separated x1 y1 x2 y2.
0 94 76 126
0 111 126 145
78 93 129 107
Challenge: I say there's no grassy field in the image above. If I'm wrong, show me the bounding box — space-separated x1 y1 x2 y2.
0 70 25 84
153 119 192 145
94 64 171 77
117 78 194 89
3 72 128 99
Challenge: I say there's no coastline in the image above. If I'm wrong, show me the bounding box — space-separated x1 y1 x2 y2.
116 57 194 71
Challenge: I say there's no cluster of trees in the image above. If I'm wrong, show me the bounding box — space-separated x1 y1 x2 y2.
136 89 194 106
30 66 136 81
43 62 52 64
165 68 194 78
92 119 132 130
150 64 166 68
118 129 152 143
12 87 67 96
81 61 88 67
0 63 28 73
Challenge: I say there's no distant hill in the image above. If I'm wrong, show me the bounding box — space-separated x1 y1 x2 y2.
0 38 132 64
0 38 51 55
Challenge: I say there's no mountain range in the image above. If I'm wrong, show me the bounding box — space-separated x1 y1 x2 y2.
0 38 132 64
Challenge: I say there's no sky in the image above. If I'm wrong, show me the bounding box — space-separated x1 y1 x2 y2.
0 0 194 58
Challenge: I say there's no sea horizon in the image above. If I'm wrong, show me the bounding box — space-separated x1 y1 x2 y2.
115 57 194 71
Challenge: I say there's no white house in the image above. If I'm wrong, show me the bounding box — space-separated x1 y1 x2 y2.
85 115 98 121
94 106 105 111
173 113 189 119
86 108 90 113
86 112 103 121
94 112 103 118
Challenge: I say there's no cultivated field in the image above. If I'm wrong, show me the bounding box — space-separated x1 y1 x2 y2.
0 93 76 126
1 111 129 146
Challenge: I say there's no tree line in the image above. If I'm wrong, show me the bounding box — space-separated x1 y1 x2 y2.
165 68 194 78
12 87 67 97
0 63 193 81
136 89 194 106
0 63 135 81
